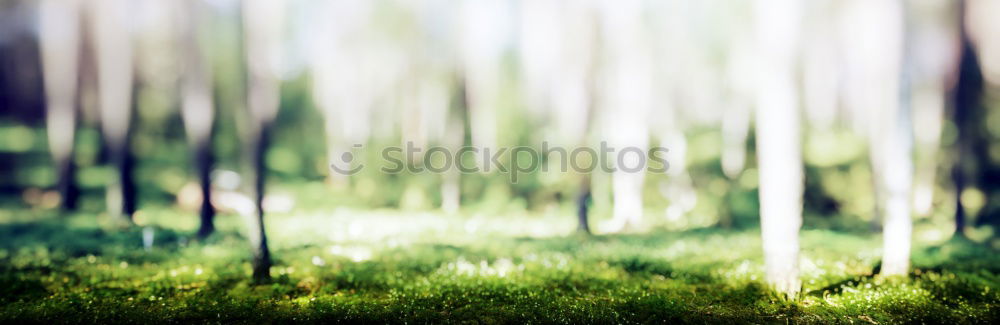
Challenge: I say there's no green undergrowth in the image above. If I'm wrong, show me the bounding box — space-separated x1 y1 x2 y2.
0 209 997 323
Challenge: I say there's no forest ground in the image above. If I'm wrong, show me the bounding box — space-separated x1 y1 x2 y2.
0 207 997 324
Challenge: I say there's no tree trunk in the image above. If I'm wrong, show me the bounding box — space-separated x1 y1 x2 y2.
879 0 912 277
440 74 470 214
912 80 945 217
519 1 598 233
193 142 215 238
242 0 284 282
754 0 803 298
38 0 82 212
950 0 984 238
178 0 217 238
599 0 651 233
308 1 375 188
88 0 136 223
458 0 507 158
248 123 272 283
576 176 592 234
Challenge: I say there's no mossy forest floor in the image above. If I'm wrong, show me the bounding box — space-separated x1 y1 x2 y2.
1 208 997 324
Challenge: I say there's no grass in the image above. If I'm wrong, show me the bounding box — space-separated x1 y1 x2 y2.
0 208 997 324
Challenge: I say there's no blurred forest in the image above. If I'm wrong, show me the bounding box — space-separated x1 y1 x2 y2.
0 0 995 235
0 0 999 322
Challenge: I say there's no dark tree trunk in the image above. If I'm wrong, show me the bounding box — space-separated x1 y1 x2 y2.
952 166 967 234
87 0 137 224
576 177 592 234
179 0 217 239
56 149 79 211
194 142 215 238
109 126 136 221
37 0 83 212
120 80 139 221
241 0 283 282
248 122 272 283
950 0 983 238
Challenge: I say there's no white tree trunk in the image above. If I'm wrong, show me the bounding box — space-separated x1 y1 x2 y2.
841 0 911 276
308 1 373 187
754 0 803 298
879 0 912 277
88 0 136 221
458 0 509 155
881 92 913 276
909 0 957 216
598 0 651 233
38 0 82 210
911 82 944 216
721 102 751 180
801 2 840 131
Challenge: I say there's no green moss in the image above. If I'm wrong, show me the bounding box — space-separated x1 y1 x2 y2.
0 210 997 323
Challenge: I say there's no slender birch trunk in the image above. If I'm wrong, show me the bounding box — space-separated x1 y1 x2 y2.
599 0 651 233
753 0 803 298
242 0 284 282
38 0 82 211
88 0 136 223
178 0 217 238
458 0 507 157
880 0 913 277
